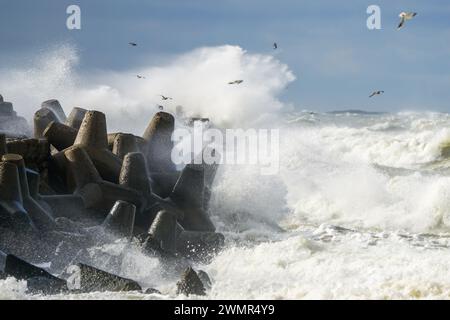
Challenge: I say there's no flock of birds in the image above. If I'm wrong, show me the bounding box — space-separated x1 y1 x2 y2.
127 10 418 109
127 41 251 111
128 42 176 109
369 11 418 99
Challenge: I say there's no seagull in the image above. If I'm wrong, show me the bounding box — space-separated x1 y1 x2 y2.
369 90 384 98
129 42 138 46
273 42 278 50
136 75 146 79
228 80 244 85
398 12 417 29
159 95 173 100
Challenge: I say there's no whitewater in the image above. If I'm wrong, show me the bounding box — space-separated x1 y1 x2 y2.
2 46 450 299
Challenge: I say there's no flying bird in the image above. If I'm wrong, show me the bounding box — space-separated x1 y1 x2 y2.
159 95 173 100
398 12 417 29
228 80 244 85
369 90 384 98
136 75 146 79
157 105 164 111
273 42 278 50
129 42 138 46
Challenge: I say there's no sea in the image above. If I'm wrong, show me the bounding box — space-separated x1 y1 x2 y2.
4 109 450 299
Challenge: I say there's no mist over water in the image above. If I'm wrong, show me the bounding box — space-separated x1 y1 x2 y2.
3 45 450 299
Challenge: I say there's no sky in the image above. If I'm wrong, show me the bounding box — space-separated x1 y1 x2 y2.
0 0 450 114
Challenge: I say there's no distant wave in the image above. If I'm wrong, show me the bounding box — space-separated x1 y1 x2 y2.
327 109 387 115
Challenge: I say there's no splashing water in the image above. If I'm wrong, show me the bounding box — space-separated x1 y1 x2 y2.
0 44 295 132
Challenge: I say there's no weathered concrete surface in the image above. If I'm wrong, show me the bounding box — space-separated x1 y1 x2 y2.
67 263 142 292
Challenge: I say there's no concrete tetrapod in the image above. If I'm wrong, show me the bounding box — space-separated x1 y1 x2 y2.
64 146 144 212
118 151 185 233
0 161 35 231
146 210 178 254
170 164 216 232
41 99 67 123
112 133 139 160
65 107 88 130
102 200 136 239
51 111 122 185
34 108 60 139
66 263 142 293
43 121 78 151
2 154 56 231
142 112 176 173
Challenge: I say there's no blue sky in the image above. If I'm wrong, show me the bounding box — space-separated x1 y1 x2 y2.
1 0 449 112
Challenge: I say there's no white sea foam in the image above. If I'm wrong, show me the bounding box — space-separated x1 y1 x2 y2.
277 112 450 232
201 226 450 299
0 277 28 300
